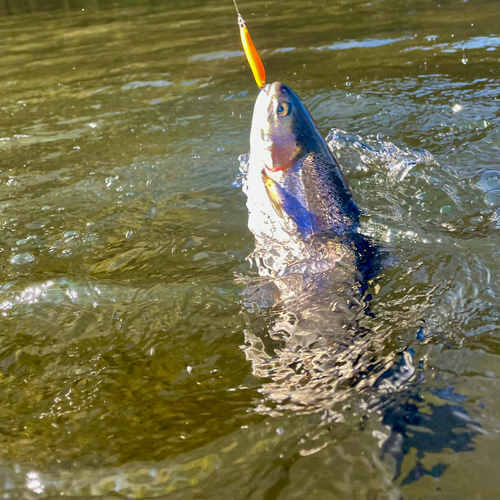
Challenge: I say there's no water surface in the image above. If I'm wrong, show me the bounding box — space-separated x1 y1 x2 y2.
0 0 499 498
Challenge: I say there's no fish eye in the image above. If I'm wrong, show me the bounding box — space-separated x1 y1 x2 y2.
277 102 290 117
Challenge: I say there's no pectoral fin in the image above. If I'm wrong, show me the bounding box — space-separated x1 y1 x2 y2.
261 169 285 219
261 168 316 239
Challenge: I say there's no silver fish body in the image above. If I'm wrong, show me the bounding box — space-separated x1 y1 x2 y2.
244 82 360 252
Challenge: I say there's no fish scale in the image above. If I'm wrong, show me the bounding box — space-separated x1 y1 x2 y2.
297 152 360 237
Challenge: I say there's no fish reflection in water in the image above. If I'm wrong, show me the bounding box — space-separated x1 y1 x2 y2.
238 82 479 480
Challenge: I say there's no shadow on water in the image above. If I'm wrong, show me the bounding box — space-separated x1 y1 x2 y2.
374 355 481 485
381 393 479 485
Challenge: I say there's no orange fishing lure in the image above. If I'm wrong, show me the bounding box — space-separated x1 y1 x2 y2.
233 1 266 88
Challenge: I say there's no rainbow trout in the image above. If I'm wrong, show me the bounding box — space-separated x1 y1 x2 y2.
240 82 403 412
246 82 357 237
242 82 376 281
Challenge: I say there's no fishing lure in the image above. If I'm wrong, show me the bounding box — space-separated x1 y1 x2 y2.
233 0 266 88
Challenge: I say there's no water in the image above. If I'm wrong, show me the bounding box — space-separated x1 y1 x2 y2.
0 0 499 498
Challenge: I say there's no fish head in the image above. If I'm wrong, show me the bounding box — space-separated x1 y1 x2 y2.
246 82 359 242
250 82 328 172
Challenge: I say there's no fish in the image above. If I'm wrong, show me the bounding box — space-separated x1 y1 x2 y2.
242 81 376 281
248 82 358 237
239 81 390 411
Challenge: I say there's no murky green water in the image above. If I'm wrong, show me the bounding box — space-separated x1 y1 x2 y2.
0 0 499 498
